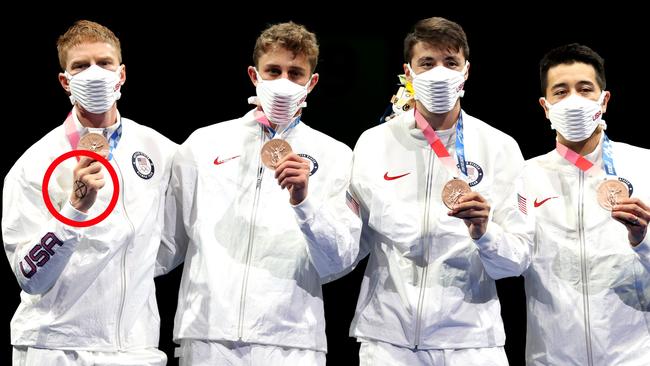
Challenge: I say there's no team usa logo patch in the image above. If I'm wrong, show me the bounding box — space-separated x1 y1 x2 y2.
457 161 484 187
298 153 319 176
132 152 155 180
618 177 634 196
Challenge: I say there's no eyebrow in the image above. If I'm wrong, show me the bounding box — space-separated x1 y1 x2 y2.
550 80 595 89
416 55 460 64
69 60 88 68
263 64 306 72
550 82 568 90
576 80 595 87
96 56 115 63
416 56 435 64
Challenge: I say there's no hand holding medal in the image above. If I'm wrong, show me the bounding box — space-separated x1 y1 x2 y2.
68 128 110 213
415 109 490 239
255 109 310 205
557 134 648 245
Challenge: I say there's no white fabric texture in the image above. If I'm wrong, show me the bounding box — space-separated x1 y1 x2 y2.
178 339 325 366
522 135 650 365
3 112 176 351
158 108 361 352
349 109 534 349
358 340 507 366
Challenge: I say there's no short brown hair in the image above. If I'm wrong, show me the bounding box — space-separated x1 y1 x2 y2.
253 22 319 73
404 17 469 64
56 20 121 70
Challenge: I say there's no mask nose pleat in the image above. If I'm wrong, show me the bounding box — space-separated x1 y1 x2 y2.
67 65 121 114
256 75 310 125
547 92 604 142
411 65 465 114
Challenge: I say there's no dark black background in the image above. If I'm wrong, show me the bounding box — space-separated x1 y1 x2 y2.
1 5 646 365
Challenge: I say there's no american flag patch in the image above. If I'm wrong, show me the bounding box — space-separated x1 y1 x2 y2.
346 190 360 217
518 193 527 215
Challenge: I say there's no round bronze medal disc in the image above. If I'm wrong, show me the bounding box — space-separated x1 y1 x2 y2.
597 179 629 210
78 133 110 158
260 139 293 169
442 179 471 209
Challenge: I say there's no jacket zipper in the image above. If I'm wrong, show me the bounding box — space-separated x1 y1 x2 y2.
113 161 135 350
414 150 434 348
238 131 265 340
578 171 594 365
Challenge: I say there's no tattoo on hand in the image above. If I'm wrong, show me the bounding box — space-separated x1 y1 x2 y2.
74 180 87 199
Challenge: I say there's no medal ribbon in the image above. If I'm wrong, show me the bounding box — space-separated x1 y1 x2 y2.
254 109 301 139
414 108 468 178
555 133 615 176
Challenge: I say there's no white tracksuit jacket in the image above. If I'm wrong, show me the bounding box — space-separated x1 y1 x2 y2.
2 112 175 351
349 109 534 349
522 135 650 365
156 109 361 352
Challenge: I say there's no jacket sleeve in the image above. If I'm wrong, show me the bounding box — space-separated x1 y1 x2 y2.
632 233 650 273
2 167 86 294
155 147 193 276
473 141 534 280
350 132 424 259
293 148 362 283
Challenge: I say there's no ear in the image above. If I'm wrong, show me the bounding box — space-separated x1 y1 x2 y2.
403 63 413 81
464 61 470 81
539 97 550 119
601 90 611 113
307 73 319 93
247 66 259 87
118 64 126 87
58 72 71 94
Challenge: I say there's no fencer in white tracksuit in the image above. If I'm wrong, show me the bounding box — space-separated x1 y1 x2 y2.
520 43 650 366
349 108 534 363
2 109 176 364
157 108 361 362
522 135 650 365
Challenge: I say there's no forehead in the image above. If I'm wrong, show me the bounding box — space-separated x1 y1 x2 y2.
411 41 464 63
258 46 310 70
546 62 598 87
65 42 119 64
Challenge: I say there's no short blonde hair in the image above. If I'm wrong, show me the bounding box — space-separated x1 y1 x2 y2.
56 20 121 70
253 22 319 73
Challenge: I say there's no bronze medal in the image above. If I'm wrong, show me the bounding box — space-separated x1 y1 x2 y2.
78 133 109 158
442 179 471 209
260 139 292 169
597 179 629 210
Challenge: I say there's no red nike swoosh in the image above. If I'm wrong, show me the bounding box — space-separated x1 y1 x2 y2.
534 196 558 207
214 155 240 165
384 172 410 181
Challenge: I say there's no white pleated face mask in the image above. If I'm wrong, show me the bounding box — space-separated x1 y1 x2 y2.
408 61 468 114
255 68 311 125
65 65 123 114
544 91 606 142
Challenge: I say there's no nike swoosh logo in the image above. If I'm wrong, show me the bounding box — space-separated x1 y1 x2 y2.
384 172 410 181
214 155 240 165
534 196 558 207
